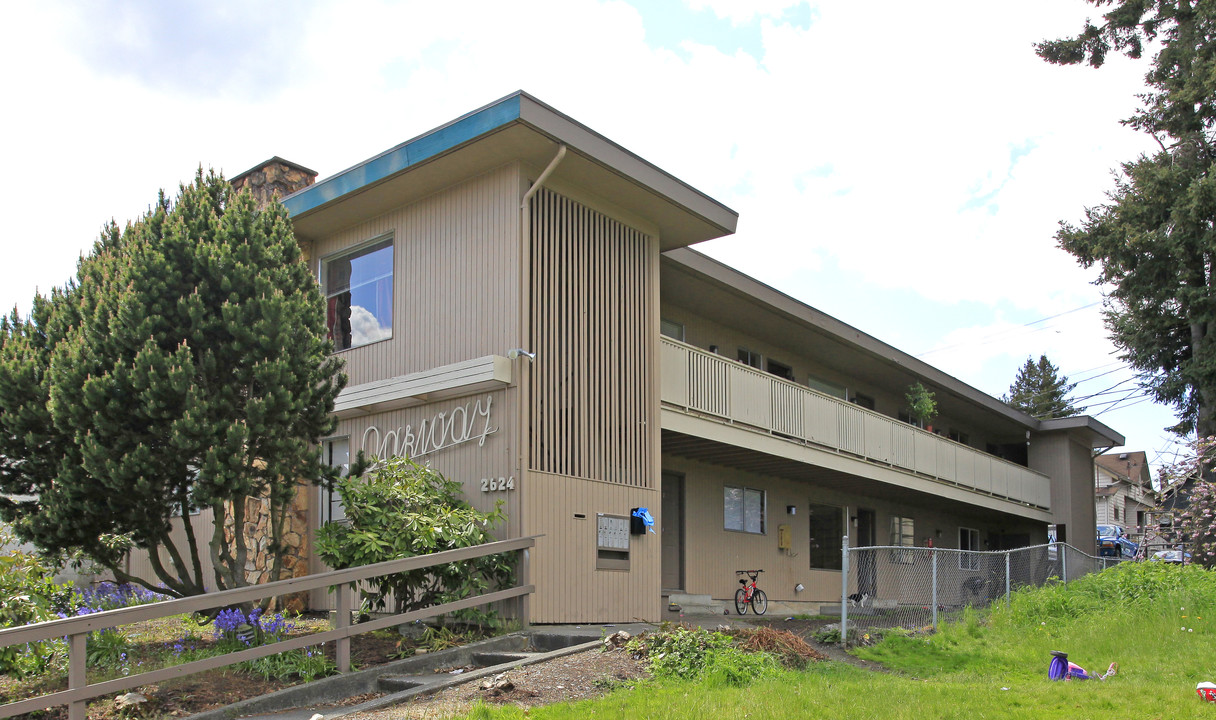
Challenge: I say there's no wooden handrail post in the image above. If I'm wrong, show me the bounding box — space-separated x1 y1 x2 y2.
519 547 531 629
68 632 86 720
335 585 351 673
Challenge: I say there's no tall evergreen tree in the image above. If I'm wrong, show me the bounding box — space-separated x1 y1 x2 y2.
0 169 345 598
1003 355 1083 419
1038 0 1216 436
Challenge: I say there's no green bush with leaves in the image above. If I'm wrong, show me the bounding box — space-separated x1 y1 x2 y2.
0 528 78 677
315 457 512 625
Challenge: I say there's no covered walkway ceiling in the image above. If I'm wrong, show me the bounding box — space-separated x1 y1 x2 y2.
661 428 1049 527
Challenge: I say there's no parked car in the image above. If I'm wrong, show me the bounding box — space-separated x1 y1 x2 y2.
1150 549 1191 564
1097 524 1137 558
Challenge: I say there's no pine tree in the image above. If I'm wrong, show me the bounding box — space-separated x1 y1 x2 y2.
0 169 346 598
1039 0 1216 436
1003 355 1083 419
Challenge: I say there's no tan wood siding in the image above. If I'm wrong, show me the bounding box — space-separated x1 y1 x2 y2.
523 471 660 622
528 188 653 487
666 453 1046 605
311 165 521 388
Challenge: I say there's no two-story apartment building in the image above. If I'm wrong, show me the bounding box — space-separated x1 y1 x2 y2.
206 92 1123 623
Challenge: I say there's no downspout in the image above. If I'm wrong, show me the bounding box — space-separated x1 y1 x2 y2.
521 144 567 209
516 144 566 623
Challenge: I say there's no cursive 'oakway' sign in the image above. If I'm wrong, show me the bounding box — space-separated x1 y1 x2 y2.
361 395 497 462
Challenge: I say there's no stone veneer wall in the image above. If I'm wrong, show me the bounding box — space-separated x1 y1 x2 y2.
222 484 312 612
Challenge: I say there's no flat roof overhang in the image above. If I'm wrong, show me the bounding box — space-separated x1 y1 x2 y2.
1037 416 1125 449
283 92 738 250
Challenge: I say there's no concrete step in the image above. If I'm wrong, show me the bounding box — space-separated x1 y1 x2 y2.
666 594 729 616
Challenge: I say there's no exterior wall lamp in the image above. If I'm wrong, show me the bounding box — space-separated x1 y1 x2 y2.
507 348 536 362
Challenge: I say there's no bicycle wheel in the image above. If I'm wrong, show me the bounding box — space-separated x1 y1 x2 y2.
750 589 768 615
735 588 749 615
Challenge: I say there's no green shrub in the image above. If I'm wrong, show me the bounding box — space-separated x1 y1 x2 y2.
0 528 78 677
315 456 512 626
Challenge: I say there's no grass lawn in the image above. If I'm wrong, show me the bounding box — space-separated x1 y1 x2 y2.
454 562 1216 719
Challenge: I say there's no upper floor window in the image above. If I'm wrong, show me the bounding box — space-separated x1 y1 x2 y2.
660 318 685 342
324 237 394 351
737 347 762 369
949 428 970 445
766 358 794 382
851 392 875 410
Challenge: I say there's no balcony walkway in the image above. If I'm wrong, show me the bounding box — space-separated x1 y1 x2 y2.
660 338 1052 521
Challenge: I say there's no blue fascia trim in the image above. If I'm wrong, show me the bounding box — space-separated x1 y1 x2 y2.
283 94 523 218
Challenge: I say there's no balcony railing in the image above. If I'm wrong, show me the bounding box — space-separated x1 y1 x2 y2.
660 338 1051 510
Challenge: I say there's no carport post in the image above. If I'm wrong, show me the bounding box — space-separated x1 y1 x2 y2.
840 535 850 647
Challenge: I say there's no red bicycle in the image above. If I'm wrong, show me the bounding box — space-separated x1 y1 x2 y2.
734 569 767 615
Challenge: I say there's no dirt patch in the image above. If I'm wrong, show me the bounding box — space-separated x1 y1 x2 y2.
349 646 648 720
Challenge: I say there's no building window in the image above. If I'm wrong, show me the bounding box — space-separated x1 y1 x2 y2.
898 410 923 429
959 527 980 570
322 437 350 524
323 237 393 351
890 515 914 563
949 429 970 445
660 318 685 342
851 392 875 410
724 486 765 534
808 503 843 570
737 347 762 369
766 358 795 382
806 374 847 400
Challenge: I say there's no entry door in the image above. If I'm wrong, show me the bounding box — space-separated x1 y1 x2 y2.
661 472 684 591
856 508 877 596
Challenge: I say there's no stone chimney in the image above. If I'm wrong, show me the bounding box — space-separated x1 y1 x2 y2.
230 157 317 209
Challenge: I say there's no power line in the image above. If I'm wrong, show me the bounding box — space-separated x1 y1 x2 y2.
915 301 1102 358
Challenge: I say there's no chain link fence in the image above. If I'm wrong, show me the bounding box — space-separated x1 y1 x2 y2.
839 539 1124 644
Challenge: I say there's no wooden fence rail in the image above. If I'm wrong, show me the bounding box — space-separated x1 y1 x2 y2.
0 535 537 720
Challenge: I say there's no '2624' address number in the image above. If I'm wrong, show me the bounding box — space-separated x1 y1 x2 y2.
480 476 515 492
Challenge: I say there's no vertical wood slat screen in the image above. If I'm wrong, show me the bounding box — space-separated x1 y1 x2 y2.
529 188 652 487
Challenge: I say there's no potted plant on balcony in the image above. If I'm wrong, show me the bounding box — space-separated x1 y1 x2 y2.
905 382 938 431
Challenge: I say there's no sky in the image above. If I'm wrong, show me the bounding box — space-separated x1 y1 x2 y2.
0 0 1187 478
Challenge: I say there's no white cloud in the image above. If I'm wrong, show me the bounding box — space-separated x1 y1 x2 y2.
0 0 1179 460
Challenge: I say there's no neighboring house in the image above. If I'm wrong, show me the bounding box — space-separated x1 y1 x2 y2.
124 92 1124 623
1094 451 1156 546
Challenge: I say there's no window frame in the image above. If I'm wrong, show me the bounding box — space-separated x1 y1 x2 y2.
659 318 685 342
321 436 350 525
890 515 915 564
724 485 766 535
737 347 763 369
807 502 844 570
320 234 395 353
959 526 981 570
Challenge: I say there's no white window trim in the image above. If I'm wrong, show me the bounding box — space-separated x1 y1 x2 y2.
321 436 350 525
890 515 914 564
959 526 980 570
